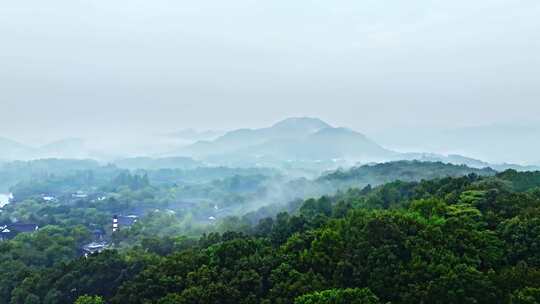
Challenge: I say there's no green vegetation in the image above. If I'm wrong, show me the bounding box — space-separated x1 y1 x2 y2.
319 160 496 185
74 296 104 304
0 159 103 192
295 288 380 304
0 165 539 303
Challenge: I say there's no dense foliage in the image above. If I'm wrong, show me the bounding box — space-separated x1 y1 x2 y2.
319 160 496 186
1 168 540 303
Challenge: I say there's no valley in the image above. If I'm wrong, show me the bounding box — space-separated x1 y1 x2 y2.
2 0 539 301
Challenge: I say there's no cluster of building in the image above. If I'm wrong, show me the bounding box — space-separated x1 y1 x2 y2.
1 189 147 257
0 223 39 241
82 241 108 257
82 214 139 256
1 213 140 260
36 190 107 205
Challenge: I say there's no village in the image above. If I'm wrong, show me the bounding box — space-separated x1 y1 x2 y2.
0 190 140 256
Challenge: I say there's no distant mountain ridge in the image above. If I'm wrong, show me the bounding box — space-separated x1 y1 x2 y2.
0 137 106 161
0 137 35 160
400 152 540 172
375 122 540 164
176 117 395 163
38 138 91 159
165 117 540 171
2 118 539 172
182 117 333 156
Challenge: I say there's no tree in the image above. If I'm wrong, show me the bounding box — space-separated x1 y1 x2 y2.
295 288 380 304
511 288 540 304
74 295 105 304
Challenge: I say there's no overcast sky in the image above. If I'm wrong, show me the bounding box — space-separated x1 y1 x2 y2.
1 0 540 145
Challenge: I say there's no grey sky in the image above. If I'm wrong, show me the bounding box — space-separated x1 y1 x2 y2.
1 0 540 145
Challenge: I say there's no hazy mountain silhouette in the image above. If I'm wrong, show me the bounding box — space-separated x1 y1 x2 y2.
39 138 88 158
177 117 394 162
0 137 107 161
0 137 35 160
2 118 538 172
375 123 540 165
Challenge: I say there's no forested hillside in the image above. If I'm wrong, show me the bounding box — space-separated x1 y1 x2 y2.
2 170 540 303
1 160 498 237
4 0 539 302
319 160 496 186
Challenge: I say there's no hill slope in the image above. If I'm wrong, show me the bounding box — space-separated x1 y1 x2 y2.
178 117 394 163
319 160 497 187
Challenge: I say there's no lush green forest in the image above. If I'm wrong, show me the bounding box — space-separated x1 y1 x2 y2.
4 0 539 300
1 162 540 303
318 160 496 188
0 159 500 240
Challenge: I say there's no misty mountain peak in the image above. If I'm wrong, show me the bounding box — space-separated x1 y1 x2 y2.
313 127 361 137
271 117 332 133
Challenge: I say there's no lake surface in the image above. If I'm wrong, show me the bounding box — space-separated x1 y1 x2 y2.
0 193 11 208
